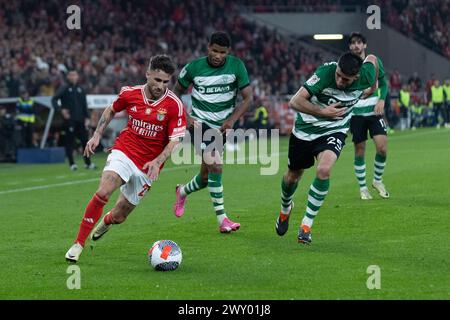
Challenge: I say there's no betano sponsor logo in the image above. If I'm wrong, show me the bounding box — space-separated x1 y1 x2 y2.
197 85 231 94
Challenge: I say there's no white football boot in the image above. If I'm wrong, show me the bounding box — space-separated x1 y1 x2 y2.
90 217 112 241
65 243 83 263
372 180 390 198
360 187 373 200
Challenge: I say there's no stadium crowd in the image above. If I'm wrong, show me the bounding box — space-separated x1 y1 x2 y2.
0 0 325 99
244 0 450 60
0 0 449 163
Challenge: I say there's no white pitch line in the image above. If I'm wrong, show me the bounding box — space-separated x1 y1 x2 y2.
4 129 441 196
0 178 100 195
0 165 189 195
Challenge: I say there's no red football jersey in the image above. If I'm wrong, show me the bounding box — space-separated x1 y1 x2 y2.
111 85 186 172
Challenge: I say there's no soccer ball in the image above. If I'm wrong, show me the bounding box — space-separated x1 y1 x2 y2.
148 240 182 271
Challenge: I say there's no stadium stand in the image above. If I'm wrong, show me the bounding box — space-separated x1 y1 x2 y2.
0 0 447 160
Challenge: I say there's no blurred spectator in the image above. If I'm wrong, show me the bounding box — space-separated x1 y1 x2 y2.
252 103 269 135
398 84 411 130
389 69 402 92
408 72 422 92
444 79 450 128
15 87 36 148
0 108 17 162
410 99 424 130
430 79 445 128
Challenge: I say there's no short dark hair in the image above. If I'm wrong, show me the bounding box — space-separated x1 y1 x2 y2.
148 55 176 74
338 51 363 76
209 31 231 48
348 32 366 44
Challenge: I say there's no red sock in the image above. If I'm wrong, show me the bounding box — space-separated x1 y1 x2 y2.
103 212 115 225
75 193 108 246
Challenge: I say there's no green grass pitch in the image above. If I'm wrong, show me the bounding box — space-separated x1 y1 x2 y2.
0 128 449 299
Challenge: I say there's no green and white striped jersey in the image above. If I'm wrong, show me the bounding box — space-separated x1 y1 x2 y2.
352 56 386 116
178 55 250 129
293 61 376 141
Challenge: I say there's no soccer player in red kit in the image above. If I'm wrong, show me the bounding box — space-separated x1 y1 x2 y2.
65 55 186 263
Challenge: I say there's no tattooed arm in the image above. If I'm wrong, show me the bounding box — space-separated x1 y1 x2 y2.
143 140 181 181
84 105 116 157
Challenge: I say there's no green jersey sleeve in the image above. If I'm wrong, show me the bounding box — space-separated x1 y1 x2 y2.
303 63 334 96
376 57 388 100
236 59 250 90
178 63 193 88
359 62 377 88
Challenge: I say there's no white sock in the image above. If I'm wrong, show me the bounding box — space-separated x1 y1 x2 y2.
302 216 314 228
281 203 292 215
217 214 227 225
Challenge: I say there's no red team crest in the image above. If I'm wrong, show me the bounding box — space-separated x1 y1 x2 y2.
156 108 167 121
110 85 186 172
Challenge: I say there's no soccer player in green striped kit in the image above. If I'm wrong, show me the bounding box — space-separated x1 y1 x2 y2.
173 31 253 233
275 52 379 244
349 32 390 200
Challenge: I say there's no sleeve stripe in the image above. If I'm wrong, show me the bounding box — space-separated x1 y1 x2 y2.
169 132 186 138
169 134 185 140
168 92 184 117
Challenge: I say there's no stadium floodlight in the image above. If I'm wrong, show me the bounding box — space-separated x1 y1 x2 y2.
313 34 344 40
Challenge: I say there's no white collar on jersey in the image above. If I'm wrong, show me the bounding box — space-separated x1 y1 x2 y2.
141 84 168 106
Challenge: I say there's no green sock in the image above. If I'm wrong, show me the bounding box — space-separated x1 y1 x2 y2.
281 178 298 214
354 156 367 189
181 174 207 197
302 177 329 228
208 173 225 217
373 154 387 182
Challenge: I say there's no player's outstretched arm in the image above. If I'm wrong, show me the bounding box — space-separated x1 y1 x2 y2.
84 105 116 157
289 87 346 119
143 140 181 181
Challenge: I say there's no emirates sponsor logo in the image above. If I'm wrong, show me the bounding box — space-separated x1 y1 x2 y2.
129 116 164 137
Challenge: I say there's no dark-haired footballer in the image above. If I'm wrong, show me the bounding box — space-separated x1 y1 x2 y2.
172 31 253 233
349 32 390 200
65 55 186 262
275 51 379 244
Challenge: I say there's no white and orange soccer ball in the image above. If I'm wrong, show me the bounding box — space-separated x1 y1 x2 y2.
148 240 182 271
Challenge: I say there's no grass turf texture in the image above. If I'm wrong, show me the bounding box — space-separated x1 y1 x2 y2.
0 128 449 299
